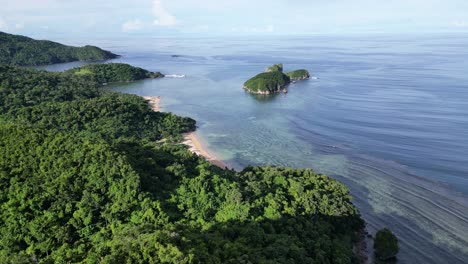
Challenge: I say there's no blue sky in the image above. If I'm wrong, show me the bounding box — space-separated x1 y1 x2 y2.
1 0 468 37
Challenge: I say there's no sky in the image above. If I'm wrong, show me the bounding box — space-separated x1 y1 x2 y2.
0 0 467 38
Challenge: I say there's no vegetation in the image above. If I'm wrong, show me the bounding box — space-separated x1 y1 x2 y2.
0 65 100 112
374 228 399 261
244 71 291 94
0 54 365 262
244 64 310 94
286 69 311 80
0 31 118 66
0 66 192 141
67 63 164 83
0 126 364 263
266 63 283 72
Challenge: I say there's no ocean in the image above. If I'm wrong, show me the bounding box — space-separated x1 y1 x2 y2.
40 34 468 263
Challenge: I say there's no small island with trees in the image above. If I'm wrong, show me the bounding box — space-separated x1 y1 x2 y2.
243 63 311 94
287 69 311 81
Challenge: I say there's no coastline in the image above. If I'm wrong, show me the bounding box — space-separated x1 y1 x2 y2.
142 95 227 169
143 96 161 112
182 132 228 169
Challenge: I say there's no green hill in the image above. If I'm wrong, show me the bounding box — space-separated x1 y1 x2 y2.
286 69 311 80
266 63 284 72
0 31 118 66
0 64 365 263
67 63 164 83
244 70 291 94
244 64 311 94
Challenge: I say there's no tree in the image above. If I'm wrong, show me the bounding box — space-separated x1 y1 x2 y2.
0 61 366 263
0 31 118 66
374 228 399 261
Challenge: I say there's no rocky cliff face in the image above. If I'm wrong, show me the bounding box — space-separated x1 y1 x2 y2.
243 84 288 94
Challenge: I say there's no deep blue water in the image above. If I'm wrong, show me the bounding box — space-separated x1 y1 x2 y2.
41 34 468 263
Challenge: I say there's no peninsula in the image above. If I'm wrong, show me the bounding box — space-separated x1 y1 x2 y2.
67 63 164 84
0 31 118 66
244 63 311 94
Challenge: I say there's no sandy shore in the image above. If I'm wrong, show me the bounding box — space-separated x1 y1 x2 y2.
142 95 227 169
182 132 228 169
143 96 161 112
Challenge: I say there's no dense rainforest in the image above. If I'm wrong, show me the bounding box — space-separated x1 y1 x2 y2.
0 50 365 262
0 31 118 66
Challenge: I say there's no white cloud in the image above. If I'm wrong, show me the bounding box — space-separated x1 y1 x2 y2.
0 16 25 32
451 20 468 27
2 0 57 11
266 25 274 33
0 17 8 30
15 23 25 29
122 19 144 32
152 0 178 26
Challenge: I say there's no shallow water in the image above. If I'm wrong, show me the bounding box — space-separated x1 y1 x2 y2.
41 34 468 263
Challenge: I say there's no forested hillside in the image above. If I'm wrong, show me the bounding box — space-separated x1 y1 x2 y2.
67 63 164 83
0 31 118 66
0 65 364 263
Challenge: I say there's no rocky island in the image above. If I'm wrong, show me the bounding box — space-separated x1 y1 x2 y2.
243 63 311 94
287 69 311 81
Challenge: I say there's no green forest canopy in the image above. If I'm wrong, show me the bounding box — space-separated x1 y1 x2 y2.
266 63 284 72
286 69 311 80
243 71 291 93
66 63 164 83
0 31 118 66
244 64 311 94
0 61 365 263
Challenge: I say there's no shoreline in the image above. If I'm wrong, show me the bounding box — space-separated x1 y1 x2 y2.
182 132 228 169
143 96 161 112
142 95 228 169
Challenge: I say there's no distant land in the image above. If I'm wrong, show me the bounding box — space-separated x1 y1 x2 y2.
0 31 118 66
244 63 310 94
67 63 164 84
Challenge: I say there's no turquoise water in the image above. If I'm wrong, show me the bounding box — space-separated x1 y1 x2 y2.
41 34 468 263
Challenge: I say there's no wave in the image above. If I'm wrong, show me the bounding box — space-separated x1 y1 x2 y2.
165 74 186 78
